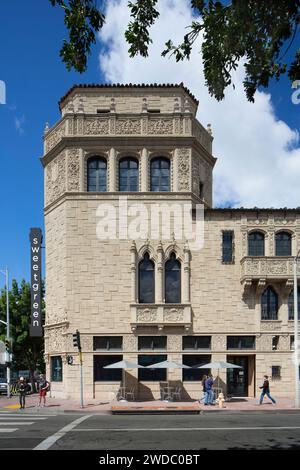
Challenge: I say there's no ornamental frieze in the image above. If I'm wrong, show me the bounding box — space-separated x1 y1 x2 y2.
177 149 191 191
84 118 109 135
45 152 66 205
163 308 184 322
123 334 138 352
148 119 173 135
260 321 282 332
115 119 141 134
136 307 157 322
45 124 66 152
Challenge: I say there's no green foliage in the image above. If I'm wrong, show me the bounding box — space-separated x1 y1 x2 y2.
50 0 105 73
51 0 300 102
0 280 45 375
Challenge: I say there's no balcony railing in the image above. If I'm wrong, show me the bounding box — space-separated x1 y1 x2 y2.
130 303 192 331
43 113 213 155
241 256 300 282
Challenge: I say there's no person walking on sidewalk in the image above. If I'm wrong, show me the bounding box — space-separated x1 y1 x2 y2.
18 377 27 409
38 374 50 407
259 375 276 405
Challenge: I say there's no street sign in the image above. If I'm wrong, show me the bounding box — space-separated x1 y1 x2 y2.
29 228 43 337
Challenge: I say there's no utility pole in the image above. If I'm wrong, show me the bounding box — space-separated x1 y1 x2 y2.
293 250 300 408
0 267 10 398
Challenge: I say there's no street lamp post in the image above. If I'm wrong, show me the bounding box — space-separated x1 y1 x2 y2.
0 267 10 398
293 250 300 408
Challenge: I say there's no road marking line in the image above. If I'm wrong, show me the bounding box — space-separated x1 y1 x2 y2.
0 422 34 425
70 426 300 432
0 417 46 420
34 415 91 450
0 429 18 433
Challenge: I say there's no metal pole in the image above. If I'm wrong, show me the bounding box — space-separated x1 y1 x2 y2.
5 268 10 399
294 252 300 408
79 350 84 409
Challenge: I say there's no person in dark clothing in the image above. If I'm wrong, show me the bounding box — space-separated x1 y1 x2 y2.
204 374 215 405
259 375 276 405
18 377 27 409
199 375 208 403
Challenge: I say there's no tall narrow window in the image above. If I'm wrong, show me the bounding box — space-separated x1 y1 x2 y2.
119 157 139 191
222 231 234 263
288 289 300 320
150 157 170 192
165 253 181 303
261 286 278 320
87 157 107 192
138 253 155 303
248 231 265 256
275 231 292 256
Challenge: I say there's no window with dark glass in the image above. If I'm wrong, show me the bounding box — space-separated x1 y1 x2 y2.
271 366 281 380
119 157 139 191
199 182 204 199
51 356 63 382
182 355 211 382
138 336 167 351
138 253 155 303
272 336 279 351
87 157 107 192
227 336 256 350
222 231 234 263
261 287 278 320
165 253 181 303
182 336 211 350
275 231 292 256
288 289 300 320
150 157 170 192
291 335 295 350
94 355 122 382
248 231 265 256
138 354 167 381
93 337 123 351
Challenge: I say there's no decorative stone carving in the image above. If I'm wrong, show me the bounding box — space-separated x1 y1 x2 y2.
115 119 141 134
260 321 282 332
123 335 138 352
177 149 190 191
148 119 173 134
163 308 184 322
256 334 271 351
136 308 157 322
67 149 80 191
84 118 109 135
213 335 226 351
45 124 66 152
174 117 183 135
45 152 66 205
44 325 68 354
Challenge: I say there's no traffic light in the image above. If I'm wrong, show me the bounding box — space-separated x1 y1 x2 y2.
72 330 81 350
5 339 11 353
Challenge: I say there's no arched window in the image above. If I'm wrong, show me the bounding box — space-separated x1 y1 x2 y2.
87 157 107 192
138 253 155 304
288 289 300 320
275 231 292 256
165 252 181 303
119 157 139 191
261 287 278 320
150 157 170 192
248 232 265 256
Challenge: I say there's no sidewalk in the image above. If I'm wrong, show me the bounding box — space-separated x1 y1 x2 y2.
0 394 298 414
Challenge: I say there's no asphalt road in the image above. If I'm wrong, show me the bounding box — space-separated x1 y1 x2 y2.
0 410 300 450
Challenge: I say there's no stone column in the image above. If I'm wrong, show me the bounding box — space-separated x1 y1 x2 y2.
183 243 190 303
156 241 164 303
109 147 116 192
141 148 148 192
130 241 137 303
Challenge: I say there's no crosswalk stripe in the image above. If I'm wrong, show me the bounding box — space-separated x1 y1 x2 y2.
0 422 34 426
0 429 18 433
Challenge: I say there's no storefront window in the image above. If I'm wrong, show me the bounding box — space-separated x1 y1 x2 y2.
94 355 122 382
182 355 211 382
138 355 167 381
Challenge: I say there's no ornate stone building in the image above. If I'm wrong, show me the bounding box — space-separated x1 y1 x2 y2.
42 84 300 400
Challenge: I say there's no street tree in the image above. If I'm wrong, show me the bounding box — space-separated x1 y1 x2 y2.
0 279 45 391
50 0 300 102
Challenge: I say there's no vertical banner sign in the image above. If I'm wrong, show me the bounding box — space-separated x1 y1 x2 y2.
30 228 43 337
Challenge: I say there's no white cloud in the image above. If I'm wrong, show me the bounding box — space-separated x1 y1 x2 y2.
99 0 300 208
15 114 25 135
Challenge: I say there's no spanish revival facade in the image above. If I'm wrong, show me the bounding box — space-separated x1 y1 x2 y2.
42 83 300 400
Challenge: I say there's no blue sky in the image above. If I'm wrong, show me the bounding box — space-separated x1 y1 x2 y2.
0 0 299 286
